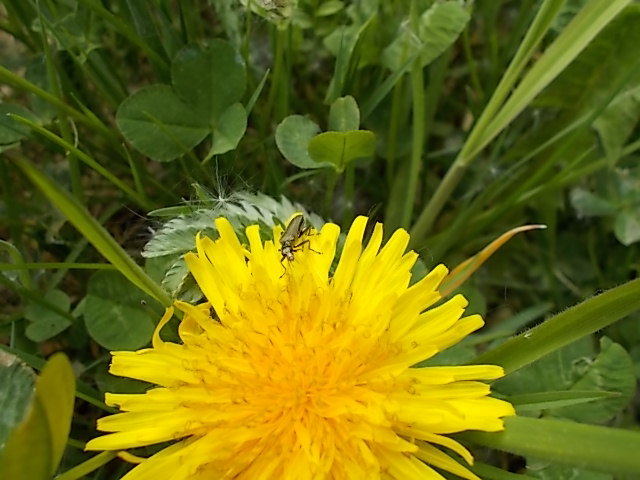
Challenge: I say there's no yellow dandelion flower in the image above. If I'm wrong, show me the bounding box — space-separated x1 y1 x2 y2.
86 216 515 479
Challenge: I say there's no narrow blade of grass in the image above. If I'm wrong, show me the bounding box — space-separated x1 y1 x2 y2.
12 156 171 306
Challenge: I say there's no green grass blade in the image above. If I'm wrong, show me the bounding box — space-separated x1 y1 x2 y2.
473 277 640 373
469 461 538 480
461 0 566 163
476 0 632 160
0 65 112 138
461 416 640 476
9 114 151 209
54 451 118 480
12 156 172 306
410 0 631 242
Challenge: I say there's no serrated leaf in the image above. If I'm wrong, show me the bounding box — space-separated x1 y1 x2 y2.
172 39 246 123
210 103 247 155
328 95 360 132
495 336 634 423
116 84 209 162
143 210 220 258
161 257 191 297
275 115 327 169
24 289 72 342
142 191 328 301
82 271 155 350
551 338 634 422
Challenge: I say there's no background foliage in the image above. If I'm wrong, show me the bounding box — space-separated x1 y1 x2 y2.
1 0 639 479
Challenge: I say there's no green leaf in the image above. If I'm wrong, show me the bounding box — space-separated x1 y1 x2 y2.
614 208 640 245
0 104 38 144
210 102 247 156
24 289 72 342
381 2 470 71
328 95 360 132
0 352 36 448
552 338 635 422
570 188 616 217
496 336 634 422
172 40 246 123
593 85 640 161
116 84 209 162
307 130 376 173
0 353 75 480
473 277 640 374
275 115 327 169
83 271 156 350
0 392 50 480
461 416 640 476
323 15 377 103
142 210 220 258
33 354 75 477
316 0 344 17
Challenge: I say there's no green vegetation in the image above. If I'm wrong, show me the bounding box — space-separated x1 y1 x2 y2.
1 1 639 478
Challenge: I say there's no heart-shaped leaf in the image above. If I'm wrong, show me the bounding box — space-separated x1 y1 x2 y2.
328 95 360 131
276 115 330 169
83 270 155 350
116 84 209 162
210 103 247 156
24 289 72 342
307 130 376 172
172 39 246 123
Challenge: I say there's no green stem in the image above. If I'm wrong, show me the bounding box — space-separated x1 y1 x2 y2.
266 25 287 123
37 6 83 202
402 0 425 228
342 163 355 227
0 158 24 255
385 80 403 188
54 451 118 480
324 170 338 220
